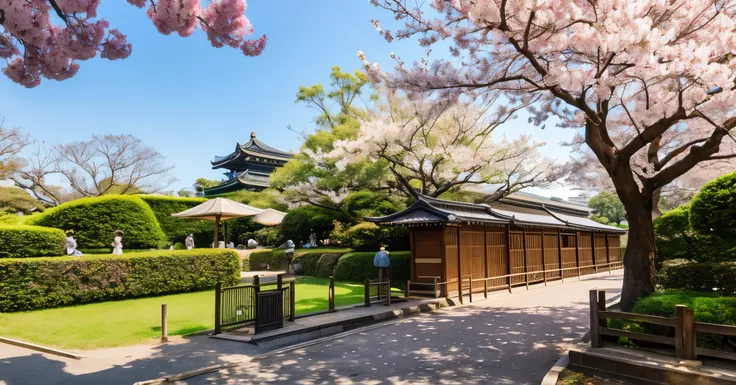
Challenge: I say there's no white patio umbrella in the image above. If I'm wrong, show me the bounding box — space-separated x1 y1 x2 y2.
252 208 287 226
171 197 264 247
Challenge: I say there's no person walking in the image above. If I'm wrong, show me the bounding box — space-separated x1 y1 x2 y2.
284 239 296 275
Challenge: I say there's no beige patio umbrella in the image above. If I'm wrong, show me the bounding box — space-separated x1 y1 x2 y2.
171 197 264 247
252 208 287 226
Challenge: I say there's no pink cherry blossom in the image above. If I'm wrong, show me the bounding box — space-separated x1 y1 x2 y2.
0 0 266 87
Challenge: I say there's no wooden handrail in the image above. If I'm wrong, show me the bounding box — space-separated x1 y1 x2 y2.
695 322 736 336
599 311 677 326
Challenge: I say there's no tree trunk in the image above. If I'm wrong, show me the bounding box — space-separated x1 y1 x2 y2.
620 203 656 311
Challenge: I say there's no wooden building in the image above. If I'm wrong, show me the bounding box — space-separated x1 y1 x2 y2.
366 194 626 297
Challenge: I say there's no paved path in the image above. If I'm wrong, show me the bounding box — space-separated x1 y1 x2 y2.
0 272 622 385
188 272 623 385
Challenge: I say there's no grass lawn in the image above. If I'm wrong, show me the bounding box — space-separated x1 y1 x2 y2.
0 277 399 350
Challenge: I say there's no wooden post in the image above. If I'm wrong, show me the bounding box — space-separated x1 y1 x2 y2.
364 279 370 307
406 280 411 298
522 227 529 289
589 290 601 348
457 226 463 304
605 234 611 273
483 225 488 298
386 279 391 306
277 274 283 290
468 276 473 303
541 231 547 285
289 281 296 322
676 305 696 360
329 275 335 312
575 232 581 279
213 215 220 248
161 304 168 342
253 275 260 293
598 291 607 330
434 277 439 298
557 230 564 282
214 282 222 335
591 232 597 273
505 225 512 291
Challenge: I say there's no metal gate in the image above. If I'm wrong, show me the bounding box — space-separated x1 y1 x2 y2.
255 289 285 334
215 283 255 333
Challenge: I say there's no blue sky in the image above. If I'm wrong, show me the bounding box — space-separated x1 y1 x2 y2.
0 0 578 198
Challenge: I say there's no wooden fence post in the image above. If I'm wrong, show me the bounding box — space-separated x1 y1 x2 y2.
214 282 222 335
329 276 335 312
253 275 260 293
406 281 411 298
161 304 168 342
277 274 283 290
289 280 296 322
676 305 696 360
484 279 488 299
598 291 607 331
364 279 370 307
468 277 473 303
386 280 391 306
434 277 439 298
589 290 601 348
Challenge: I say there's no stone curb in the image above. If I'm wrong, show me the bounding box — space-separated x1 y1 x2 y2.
0 336 83 360
541 352 569 385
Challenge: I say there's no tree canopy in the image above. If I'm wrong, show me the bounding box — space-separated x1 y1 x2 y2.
588 192 626 225
0 0 266 88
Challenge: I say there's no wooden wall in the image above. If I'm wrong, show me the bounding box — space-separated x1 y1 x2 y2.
415 226 623 296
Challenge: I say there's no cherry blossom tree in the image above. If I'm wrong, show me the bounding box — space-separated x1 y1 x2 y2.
366 0 736 310
322 91 557 200
0 0 266 88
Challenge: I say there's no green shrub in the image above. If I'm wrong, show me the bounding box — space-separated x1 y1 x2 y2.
173 242 186 250
654 202 732 263
0 249 240 312
0 213 22 225
249 249 287 270
138 195 214 247
655 261 736 295
0 225 66 258
332 222 409 251
333 251 410 282
26 195 167 250
690 172 736 238
280 206 350 245
315 253 343 278
253 227 283 247
293 252 324 276
0 187 43 215
615 290 736 351
241 253 251 272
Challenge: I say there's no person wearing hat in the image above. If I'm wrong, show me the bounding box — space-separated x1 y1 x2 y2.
374 246 391 283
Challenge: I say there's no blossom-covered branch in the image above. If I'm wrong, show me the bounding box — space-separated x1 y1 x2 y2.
0 0 266 87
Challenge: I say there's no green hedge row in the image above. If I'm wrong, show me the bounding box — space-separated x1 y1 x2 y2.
333 251 410 283
139 195 214 247
655 262 736 295
0 225 66 258
26 195 167 250
0 249 240 312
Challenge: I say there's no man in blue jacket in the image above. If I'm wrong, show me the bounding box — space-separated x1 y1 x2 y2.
374 246 391 283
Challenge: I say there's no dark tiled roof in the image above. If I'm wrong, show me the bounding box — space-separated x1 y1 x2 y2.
366 194 626 233
212 134 293 167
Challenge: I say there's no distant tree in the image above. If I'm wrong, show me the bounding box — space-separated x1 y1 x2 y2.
193 178 220 196
589 192 626 225
177 189 193 198
0 120 30 178
20 135 175 202
0 186 41 214
1 0 267 88
321 90 558 201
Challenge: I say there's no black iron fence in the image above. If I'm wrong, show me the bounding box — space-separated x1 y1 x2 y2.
214 274 296 335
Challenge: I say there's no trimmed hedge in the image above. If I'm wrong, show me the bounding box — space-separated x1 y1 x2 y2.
26 195 167 250
138 195 214 247
293 252 323 276
249 249 286 270
0 225 66 258
315 253 342 278
333 251 410 283
0 249 240 312
332 222 410 251
655 261 736 295
690 172 736 238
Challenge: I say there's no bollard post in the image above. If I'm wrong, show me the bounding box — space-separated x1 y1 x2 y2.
289 280 296 322
214 282 222 335
253 275 260 293
386 280 391 306
484 279 488 299
468 277 473 303
364 279 370 307
329 276 335 312
161 304 168 342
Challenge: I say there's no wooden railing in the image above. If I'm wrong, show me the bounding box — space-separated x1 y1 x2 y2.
406 261 624 303
364 279 392 306
590 289 736 362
